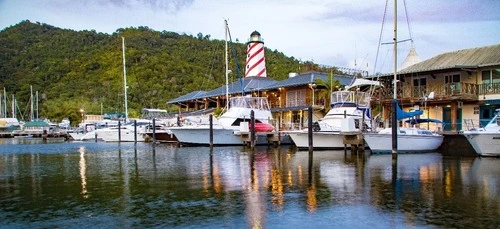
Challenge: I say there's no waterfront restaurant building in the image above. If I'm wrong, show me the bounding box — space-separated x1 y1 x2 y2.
368 44 500 131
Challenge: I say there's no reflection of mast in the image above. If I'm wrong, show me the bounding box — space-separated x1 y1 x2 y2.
307 151 317 212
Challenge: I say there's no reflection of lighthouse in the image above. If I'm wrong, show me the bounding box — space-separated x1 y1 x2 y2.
245 31 267 77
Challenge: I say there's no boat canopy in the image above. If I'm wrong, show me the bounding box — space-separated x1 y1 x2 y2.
395 99 423 120
344 78 381 91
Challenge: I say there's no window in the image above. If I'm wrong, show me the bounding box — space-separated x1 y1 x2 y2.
482 69 500 84
413 78 427 87
445 74 460 84
286 89 306 107
474 107 479 115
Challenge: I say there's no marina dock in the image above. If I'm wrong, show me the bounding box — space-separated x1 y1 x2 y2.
0 131 71 140
236 131 282 147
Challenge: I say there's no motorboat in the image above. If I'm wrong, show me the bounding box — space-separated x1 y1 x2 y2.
462 108 500 157
98 120 150 142
169 96 279 146
143 121 178 143
287 90 372 149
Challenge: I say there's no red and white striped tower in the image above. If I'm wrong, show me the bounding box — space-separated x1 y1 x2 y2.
245 31 267 77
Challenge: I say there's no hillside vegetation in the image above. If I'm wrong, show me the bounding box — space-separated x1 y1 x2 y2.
0 20 335 124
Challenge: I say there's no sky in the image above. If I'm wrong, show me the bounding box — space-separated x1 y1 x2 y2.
1 0 499 75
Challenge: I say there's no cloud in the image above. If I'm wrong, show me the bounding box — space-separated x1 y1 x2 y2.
403 0 500 22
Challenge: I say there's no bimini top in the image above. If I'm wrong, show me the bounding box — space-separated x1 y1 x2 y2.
396 99 423 120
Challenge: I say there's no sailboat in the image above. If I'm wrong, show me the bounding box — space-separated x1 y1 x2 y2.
363 0 443 153
168 20 276 146
74 37 148 142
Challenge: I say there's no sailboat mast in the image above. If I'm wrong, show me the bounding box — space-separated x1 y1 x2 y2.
122 37 129 122
3 88 6 118
0 91 2 118
30 85 34 121
225 20 229 110
36 91 39 120
391 0 398 156
12 95 15 118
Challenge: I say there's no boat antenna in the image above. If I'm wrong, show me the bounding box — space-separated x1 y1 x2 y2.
226 22 244 95
122 37 129 122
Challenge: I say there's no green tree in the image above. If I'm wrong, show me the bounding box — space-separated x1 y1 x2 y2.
314 73 342 113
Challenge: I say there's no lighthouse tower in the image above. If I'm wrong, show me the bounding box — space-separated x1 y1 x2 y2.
245 31 267 77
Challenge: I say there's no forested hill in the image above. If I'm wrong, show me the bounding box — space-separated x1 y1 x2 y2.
0 20 331 124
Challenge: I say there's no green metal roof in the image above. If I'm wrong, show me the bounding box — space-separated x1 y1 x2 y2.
23 121 49 127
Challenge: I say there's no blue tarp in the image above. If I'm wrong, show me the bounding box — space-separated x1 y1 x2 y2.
395 99 423 120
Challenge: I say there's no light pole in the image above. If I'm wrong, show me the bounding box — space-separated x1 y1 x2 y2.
80 109 84 123
309 83 316 106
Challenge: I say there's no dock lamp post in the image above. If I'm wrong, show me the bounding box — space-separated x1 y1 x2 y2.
309 83 316 106
79 109 84 122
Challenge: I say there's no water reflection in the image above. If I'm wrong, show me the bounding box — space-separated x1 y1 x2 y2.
0 143 499 228
79 146 88 198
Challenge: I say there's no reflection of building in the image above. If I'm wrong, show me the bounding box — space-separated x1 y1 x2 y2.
369 44 500 131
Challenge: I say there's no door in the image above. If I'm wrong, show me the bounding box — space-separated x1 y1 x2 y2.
442 107 462 131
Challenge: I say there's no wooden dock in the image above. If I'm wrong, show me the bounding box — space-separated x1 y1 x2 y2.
0 131 70 141
341 131 365 151
235 131 282 147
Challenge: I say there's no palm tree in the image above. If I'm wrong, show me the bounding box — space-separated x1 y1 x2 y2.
314 73 342 113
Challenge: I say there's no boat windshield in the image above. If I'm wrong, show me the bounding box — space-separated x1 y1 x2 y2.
141 108 169 119
331 91 370 107
230 97 270 110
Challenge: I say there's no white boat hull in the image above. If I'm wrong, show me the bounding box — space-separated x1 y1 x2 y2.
463 132 500 157
69 132 101 141
170 126 290 146
287 131 353 149
364 133 443 153
99 129 146 142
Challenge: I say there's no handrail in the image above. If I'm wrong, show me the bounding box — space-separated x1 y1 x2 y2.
372 82 500 100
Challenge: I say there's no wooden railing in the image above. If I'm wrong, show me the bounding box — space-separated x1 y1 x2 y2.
372 82 500 101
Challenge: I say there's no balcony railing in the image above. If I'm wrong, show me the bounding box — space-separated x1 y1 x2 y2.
372 82 500 101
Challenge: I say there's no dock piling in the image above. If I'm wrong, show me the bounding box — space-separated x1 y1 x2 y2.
134 120 137 144
308 106 313 153
250 110 256 149
209 114 213 148
118 121 121 142
152 118 156 144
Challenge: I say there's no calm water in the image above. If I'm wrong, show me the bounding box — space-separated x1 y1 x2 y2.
0 139 499 228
